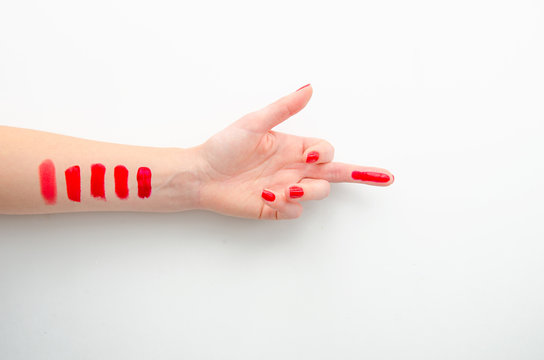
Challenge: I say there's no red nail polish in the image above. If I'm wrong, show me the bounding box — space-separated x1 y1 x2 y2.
296 83 310 92
306 151 319 163
352 171 390 183
262 190 275 201
289 186 304 198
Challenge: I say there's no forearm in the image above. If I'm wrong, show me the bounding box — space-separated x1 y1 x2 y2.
0 126 203 214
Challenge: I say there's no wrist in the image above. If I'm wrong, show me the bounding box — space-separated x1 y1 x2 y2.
162 145 208 211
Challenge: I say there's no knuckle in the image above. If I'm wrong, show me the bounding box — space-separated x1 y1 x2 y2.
329 166 344 182
257 131 277 154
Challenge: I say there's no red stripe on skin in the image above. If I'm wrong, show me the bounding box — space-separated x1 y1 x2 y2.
114 165 129 199
136 167 152 198
65 165 81 202
39 159 57 204
90 163 106 199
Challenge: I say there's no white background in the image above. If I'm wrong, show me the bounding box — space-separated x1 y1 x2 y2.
1 0 543 359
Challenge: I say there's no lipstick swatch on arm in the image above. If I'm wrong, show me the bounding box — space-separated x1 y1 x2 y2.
137 167 152 198
65 165 81 202
39 159 57 204
114 165 129 199
90 163 106 199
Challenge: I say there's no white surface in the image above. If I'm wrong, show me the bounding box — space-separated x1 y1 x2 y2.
1 0 543 359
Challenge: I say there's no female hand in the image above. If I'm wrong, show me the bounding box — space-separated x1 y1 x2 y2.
196 84 394 219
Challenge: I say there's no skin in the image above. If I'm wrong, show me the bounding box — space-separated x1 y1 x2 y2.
0 85 394 219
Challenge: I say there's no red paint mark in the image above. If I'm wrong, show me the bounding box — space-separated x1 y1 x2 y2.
306 151 319 163
289 186 304 199
136 167 151 198
114 165 129 199
90 163 106 199
296 83 311 92
261 189 275 202
352 171 390 183
39 159 57 204
65 165 81 202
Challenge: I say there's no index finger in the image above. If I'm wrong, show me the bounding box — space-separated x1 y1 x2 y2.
305 162 395 186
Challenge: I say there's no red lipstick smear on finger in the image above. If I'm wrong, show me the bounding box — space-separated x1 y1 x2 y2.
137 167 152 198
39 159 57 204
114 165 129 199
65 165 81 202
90 163 106 199
352 171 390 183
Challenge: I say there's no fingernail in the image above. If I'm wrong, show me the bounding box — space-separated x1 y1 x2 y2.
306 151 319 163
352 171 390 183
296 83 311 92
289 186 304 198
261 189 275 202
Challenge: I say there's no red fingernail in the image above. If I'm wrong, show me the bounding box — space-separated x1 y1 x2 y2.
306 151 319 163
352 171 390 183
296 83 311 92
262 189 275 201
289 186 304 198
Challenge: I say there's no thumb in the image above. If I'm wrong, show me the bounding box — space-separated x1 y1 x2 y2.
236 84 313 133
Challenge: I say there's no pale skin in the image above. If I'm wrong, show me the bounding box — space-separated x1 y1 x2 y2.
0 85 394 219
